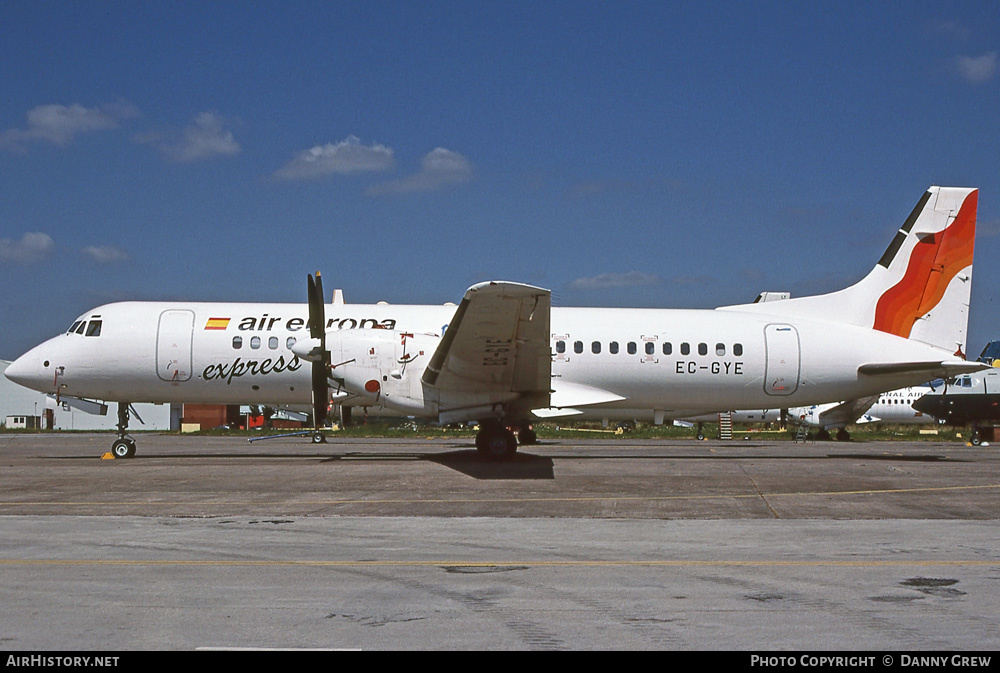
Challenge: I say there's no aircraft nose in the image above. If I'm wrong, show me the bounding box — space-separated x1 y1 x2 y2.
4 345 56 393
911 395 940 416
4 354 35 387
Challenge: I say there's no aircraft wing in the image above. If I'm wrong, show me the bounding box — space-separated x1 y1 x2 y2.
423 281 552 419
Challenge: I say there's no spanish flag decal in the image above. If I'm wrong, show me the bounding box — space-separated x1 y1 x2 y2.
204 317 231 330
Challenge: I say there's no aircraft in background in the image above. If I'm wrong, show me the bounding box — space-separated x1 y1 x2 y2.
685 384 937 440
911 341 1000 445
786 384 938 440
5 186 985 459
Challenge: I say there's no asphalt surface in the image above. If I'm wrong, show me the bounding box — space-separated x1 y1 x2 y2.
1 432 998 651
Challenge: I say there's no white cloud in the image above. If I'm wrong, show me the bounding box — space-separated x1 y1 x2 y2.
158 112 241 162
0 232 54 262
933 20 971 41
274 136 395 180
0 101 137 150
367 147 473 194
82 245 129 263
568 272 660 290
955 52 997 83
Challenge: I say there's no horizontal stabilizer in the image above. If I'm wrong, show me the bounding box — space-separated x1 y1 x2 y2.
858 360 987 378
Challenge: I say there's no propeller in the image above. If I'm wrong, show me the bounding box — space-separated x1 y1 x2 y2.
307 272 330 430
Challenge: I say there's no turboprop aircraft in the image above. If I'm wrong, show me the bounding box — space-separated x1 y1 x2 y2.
4 186 985 459
911 341 1000 445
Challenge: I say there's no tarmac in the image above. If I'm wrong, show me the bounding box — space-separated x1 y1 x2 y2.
1 432 998 651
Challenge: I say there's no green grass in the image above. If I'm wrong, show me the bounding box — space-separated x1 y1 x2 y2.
1 419 976 443
221 419 970 443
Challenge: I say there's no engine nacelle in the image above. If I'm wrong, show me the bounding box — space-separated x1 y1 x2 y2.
326 329 441 416
289 337 324 362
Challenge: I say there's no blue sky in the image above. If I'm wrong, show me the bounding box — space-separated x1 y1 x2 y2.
2 1 998 359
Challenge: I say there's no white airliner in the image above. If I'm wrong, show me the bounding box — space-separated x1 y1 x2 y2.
688 384 939 440
4 186 985 459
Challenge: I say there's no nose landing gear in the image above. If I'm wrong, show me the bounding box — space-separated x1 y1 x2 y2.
109 403 137 458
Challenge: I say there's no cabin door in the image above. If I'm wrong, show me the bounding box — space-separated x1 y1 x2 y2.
157 310 195 382
764 324 800 396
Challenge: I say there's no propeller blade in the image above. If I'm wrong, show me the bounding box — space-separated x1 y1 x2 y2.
307 272 330 429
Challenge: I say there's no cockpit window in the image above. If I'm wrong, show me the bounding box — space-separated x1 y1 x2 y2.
85 320 103 337
75 321 86 335
68 321 83 334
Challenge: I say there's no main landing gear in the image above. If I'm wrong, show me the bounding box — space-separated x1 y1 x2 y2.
814 427 852 442
110 403 136 458
474 421 536 460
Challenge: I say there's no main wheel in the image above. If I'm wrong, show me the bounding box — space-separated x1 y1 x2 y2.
476 428 517 460
111 438 136 459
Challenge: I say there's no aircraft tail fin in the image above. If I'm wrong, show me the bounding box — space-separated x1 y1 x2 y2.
721 186 978 355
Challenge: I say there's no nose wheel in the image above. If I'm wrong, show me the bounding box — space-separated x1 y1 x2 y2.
111 437 136 459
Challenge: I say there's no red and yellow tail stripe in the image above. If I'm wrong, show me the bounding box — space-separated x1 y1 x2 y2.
873 190 977 339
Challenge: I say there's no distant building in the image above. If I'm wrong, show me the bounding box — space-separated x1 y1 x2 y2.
5 414 41 429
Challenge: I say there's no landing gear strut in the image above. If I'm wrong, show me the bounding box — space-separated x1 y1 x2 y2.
111 403 136 458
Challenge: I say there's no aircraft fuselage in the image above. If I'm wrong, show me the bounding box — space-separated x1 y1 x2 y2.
6 299 970 422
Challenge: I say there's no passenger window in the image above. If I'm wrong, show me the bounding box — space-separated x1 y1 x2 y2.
556 341 565 354
716 343 726 356
269 336 279 350
681 342 690 355
85 320 102 337
733 343 743 356
627 342 637 355
645 342 654 355
592 341 601 354
233 336 243 349
286 337 297 350
663 342 672 355
610 341 619 354
698 343 707 356
250 336 261 349
574 341 583 354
